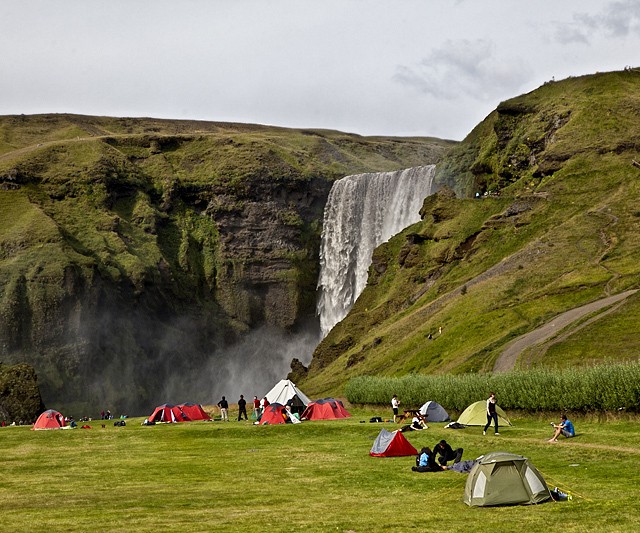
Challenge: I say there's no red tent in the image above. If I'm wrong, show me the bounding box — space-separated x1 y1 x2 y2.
177 403 211 421
370 429 418 457
302 398 351 420
32 409 66 430
259 403 292 425
147 404 185 423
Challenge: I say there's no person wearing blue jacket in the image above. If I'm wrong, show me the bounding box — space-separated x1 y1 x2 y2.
412 447 446 472
549 414 575 442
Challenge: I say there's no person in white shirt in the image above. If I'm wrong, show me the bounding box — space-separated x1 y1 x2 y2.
391 395 400 423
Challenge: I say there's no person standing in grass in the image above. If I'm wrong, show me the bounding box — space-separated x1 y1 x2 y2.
483 392 499 435
252 396 260 418
237 395 248 421
549 414 575 442
217 396 229 422
391 395 400 423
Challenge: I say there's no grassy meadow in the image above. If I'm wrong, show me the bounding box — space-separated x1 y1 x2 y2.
1 409 639 532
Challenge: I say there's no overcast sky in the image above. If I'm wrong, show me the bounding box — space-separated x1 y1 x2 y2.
1 1 639 140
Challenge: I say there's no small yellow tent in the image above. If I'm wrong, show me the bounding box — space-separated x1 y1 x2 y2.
457 400 512 426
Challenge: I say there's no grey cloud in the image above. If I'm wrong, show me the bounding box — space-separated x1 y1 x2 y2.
554 1 640 45
599 0 640 36
394 39 531 102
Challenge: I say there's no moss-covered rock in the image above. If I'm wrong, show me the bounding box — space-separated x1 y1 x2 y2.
0 363 44 423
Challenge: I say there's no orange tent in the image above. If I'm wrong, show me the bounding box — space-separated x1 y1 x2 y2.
302 398 351 420
177 403 211 421
32 409 66 430
259 403 292 425
147 403 211 423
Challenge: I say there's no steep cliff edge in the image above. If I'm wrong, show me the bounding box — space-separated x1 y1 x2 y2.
299 70 640 396
0 114 453 413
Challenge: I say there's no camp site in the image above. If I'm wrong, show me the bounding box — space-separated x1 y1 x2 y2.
3 380 640 533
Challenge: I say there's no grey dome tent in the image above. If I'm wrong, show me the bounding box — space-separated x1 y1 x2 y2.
418 400 450 422
463 452 551 507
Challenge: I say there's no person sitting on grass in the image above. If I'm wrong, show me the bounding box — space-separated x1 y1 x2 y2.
412 447 446 472
410 413 428 430
549 414 575 443
433 440 463 466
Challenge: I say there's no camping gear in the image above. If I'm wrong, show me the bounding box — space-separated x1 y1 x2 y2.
265 379 311 415
177 403 211 421
302 398 351 420
147 404 184 423
32 409 66 430
146 403 211 424
457 401 512 427
463 452 550 506
418 400 450 422
370 429 418 457
259 403 296 425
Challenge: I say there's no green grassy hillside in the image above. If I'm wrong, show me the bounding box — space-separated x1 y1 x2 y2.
301 69 640 397
0 114 454 413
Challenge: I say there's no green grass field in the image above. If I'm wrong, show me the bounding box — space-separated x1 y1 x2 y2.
1 409 638 532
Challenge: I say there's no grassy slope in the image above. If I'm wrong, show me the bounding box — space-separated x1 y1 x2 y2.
0 413 638 532
302 70 640 397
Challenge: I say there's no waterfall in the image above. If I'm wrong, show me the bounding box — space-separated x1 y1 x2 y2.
317 165 436 337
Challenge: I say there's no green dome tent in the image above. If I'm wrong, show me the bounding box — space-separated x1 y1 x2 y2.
457 400 512 426
463 452 550 506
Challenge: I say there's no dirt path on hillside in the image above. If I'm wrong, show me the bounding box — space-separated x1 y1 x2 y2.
493 289 638 372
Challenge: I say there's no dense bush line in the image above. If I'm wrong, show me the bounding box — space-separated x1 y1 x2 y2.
345 362 640 413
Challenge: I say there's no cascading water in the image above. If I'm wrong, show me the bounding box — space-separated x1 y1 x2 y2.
317 165 436 337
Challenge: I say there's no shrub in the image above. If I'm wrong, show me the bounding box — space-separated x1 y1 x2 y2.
345 361 640 412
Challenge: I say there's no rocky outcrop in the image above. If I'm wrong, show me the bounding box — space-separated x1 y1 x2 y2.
0 363 44 423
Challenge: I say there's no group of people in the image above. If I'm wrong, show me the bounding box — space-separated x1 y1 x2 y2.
392 392 576 453
216 395 271 421
482 392 575 442
412 440 464 472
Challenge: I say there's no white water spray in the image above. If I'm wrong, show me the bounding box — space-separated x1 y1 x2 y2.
317 165 436 337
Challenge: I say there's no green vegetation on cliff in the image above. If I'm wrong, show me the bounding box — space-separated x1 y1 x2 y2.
302 69 640 398
0 114 453 412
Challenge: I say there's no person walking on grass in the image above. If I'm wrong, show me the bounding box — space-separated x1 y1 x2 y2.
217 396 229 422
483 392 499 435
391 395 400 423
237 395 248 421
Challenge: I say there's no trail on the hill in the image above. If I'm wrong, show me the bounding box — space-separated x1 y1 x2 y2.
493 289 638 372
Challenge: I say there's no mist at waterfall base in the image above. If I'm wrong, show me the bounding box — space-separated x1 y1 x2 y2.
65 308 320 417
159 326 320 410
317 165 436 337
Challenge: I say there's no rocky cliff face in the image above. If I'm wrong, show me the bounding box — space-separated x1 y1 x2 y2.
0 114 453 413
